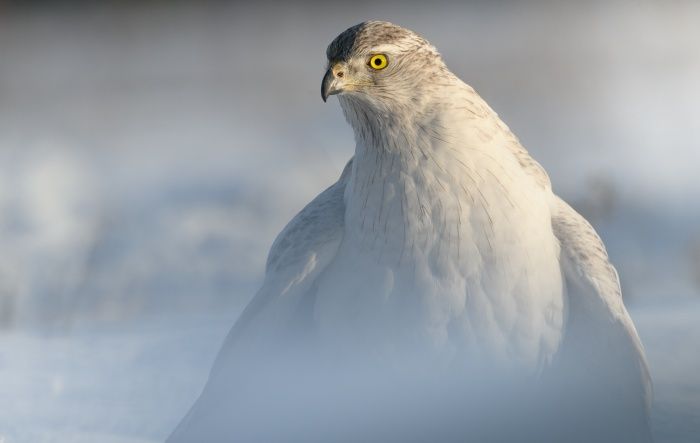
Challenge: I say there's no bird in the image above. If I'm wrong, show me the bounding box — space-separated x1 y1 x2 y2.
167 21 652 443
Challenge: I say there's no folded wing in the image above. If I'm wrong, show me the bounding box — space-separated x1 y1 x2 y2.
550 196 653 442
166 160 352 443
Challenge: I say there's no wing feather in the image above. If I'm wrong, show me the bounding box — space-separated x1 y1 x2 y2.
551 195 653 442
167 159 352 443
217 158 352 350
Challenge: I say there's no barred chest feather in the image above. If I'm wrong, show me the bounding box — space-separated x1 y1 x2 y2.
313 100 565 373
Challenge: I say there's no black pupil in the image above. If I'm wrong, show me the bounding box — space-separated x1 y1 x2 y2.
374 58 381 66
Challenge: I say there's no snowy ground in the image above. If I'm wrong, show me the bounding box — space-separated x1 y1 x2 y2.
0 303 698 443
0 1 698 442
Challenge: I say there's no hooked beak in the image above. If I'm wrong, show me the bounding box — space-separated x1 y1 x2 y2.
321 66 343 102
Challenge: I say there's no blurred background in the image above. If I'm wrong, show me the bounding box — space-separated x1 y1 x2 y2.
0 0 698 441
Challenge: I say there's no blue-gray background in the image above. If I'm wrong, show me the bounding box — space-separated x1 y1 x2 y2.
0 1 698 442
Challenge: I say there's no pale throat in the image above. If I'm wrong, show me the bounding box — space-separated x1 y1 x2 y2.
339 96 481 262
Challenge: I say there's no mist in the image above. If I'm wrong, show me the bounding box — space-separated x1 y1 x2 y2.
0 1 698 442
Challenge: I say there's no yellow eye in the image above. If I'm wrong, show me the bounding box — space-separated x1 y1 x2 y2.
368 54 388 70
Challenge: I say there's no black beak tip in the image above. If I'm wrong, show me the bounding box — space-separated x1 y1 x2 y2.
321 69 334 103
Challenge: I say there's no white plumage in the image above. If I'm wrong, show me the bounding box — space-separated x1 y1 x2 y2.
168 21 652 443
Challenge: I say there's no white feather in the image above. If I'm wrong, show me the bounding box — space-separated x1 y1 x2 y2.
168 21 652 443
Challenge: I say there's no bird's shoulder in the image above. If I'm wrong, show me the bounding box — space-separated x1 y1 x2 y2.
551 195 627 318
453 85 552 190
210 159 353 361
551 195 652 412
265 158 352 275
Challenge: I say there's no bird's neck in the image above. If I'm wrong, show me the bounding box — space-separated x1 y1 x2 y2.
340 93 500 264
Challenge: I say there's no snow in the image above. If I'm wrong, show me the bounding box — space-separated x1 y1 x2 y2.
0 305 697 443
0 315 228 443
0 2 698 442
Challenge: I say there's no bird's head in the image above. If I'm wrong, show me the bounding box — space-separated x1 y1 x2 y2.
321 21 450 111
